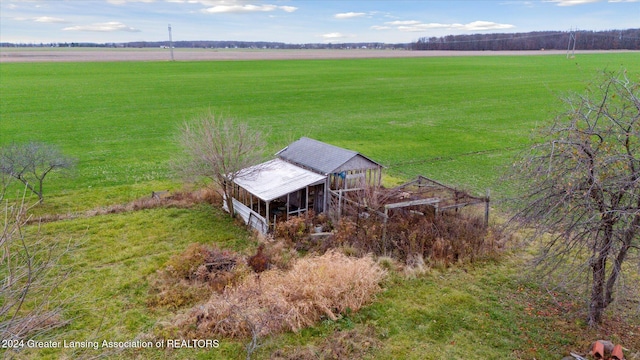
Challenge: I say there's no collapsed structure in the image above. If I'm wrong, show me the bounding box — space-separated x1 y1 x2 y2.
225 137 489 234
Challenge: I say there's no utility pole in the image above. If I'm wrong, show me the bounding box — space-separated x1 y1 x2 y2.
566 27 577 59
168 24 174 61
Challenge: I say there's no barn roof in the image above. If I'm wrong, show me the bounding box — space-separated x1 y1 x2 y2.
234 158 325 202
275 137 381 175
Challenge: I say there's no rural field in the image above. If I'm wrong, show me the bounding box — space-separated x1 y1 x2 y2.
1 50 639 359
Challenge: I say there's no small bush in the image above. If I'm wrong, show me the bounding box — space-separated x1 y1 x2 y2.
147 243 246 309
247 244 270 273
164 243 209 280
274 212 315 244
168 250 387 339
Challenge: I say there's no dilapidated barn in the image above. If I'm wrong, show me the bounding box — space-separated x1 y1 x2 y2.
276 137 382 191
225 137 383 233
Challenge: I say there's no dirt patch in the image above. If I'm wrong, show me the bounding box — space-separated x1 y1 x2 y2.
0 47 629 63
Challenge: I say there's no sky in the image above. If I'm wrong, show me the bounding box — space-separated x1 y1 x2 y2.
1 0 639 44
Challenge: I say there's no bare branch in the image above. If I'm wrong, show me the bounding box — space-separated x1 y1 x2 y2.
172 111 266 216
507 69 640 325
1 190 75 342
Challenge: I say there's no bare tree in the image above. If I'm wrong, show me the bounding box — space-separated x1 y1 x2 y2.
174 112 266 216
508 70 640 326
0 142 76 203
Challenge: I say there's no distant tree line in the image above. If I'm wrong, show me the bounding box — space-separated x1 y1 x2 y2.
413 29 640 51
132 40 409 50
0 40 409 50
4 29 638 51
0 42 118 48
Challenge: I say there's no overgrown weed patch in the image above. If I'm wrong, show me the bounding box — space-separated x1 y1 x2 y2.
163 250 386 340
147 243 249 310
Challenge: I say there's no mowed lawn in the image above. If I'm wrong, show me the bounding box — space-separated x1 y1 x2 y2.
1 53 639 359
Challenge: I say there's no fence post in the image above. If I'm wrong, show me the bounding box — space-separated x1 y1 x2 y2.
484 189 491 227
381 207 389 249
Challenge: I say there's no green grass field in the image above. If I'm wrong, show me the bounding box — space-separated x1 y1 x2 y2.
2 53 639 359
3 54 638 200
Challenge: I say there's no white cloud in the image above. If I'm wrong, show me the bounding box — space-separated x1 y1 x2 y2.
106 0 155 4
202 4 273 13
371 25 391 30
201 4 297 13
397 23 450 32
321 32 356 42
105 0 299 12
280 6 297 13
544 0 600 5
34 16 68 23
545 0 640 6
393 20 515 32
385 20 422 26
334 12 366 19
14 16 69 23
63 21 141 32
457 20 515 30
322 32 346 39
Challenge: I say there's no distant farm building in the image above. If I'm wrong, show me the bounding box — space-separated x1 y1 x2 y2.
224 137 383 233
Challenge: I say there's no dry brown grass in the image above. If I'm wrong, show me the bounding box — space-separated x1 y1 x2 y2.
167 250 386 339
147 243 249 309
258 238 298 271
270 325 381 360
27 188 222 225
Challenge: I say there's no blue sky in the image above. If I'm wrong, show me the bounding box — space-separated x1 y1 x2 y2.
1 0 638 44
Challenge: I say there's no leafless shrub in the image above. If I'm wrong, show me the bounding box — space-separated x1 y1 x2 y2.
172 111 266 216
0 191 73 342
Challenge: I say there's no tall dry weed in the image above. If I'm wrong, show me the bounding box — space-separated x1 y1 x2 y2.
168 250 386 339
27 188 222 226
147 243 247 309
